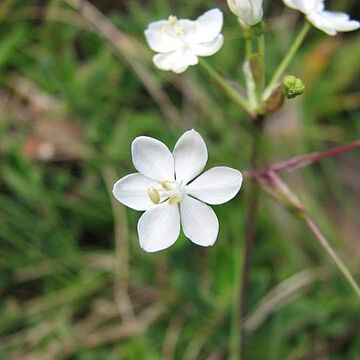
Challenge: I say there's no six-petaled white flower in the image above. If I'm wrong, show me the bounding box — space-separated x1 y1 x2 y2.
113 130 243 253
283 0 360 36
144 9 224 73
227 0 263 27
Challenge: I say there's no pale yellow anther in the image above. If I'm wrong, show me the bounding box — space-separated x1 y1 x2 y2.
168 15 178 26
168 195 182 205
159 25 167 35
148 188 160 204
161 180 172 191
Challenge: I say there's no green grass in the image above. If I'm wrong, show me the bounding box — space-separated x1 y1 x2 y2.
0 0 360 358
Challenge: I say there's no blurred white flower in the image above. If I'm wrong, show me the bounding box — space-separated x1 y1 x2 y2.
227 0 263 27
144 9 224 73
113 130 243 253
283 0 360 35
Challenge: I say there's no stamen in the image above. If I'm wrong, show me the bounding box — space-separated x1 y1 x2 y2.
168 15 178 26
148 188 160 204
159 25 167 35
168 194 182 205
161 180 172 191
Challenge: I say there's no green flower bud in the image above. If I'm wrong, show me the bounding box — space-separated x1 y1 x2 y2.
283 75 305 99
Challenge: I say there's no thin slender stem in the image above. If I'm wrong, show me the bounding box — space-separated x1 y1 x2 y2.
199 59 256 118
258 34 265 65
303 216 360 299
268 139 360 173
245 138 360 179
243 61 258 110
263 21 311 100
245 35 253 57
257 33 266 97
229 230 243 360
238 118 264 359
244 33 258 110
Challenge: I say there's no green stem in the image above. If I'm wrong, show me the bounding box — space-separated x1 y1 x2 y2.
263 21 310 100
229 233 243 360
199 59 256 118
245 34 253 58
244 35 258 110
257 33 266 97
238 118 264 359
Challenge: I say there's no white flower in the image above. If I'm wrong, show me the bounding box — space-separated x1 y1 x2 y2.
113 130 243 253
227 0 263 27
144 9 224 73
283 0 360 36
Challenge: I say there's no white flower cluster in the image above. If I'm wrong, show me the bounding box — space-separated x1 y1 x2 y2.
113 1 360 253
144 1 359 73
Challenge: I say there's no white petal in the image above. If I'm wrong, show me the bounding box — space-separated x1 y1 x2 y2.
138 203 180 252
248 0 264 26
283 0 324 14
112 173 159 211
132 136 174 181
227 0 264 26
190 35 224 57
153 49 198 73
282 0 306 13
194 9 223 43
180 195 219 247
227 0 238 16
144 20 183 53
173 129 208 184
308 11 360 35
186 167 243 205
177 19 197 41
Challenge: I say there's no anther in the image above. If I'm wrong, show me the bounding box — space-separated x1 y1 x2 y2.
168 195 182 205
148 188 160 204
159 26 167 35
168 15 177 26
161 180 172 191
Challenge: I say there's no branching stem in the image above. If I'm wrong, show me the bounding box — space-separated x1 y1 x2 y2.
246 138 360 179
199 60 256 118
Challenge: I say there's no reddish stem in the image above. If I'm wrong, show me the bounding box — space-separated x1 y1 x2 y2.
246 139 360 179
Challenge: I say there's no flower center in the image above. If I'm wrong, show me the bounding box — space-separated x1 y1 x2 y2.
148 180 184 206
158 15 185 38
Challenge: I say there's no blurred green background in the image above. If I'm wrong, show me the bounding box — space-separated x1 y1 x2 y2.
0 0 360 359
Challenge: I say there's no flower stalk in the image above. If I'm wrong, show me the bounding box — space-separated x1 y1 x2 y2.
256 31 266 98
199 59 256 118
263 21 311 100
236 117 264 360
